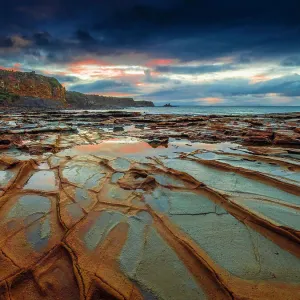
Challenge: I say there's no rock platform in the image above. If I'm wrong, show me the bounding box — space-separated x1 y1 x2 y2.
0 110 299 299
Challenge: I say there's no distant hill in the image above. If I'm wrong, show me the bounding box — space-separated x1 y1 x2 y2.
0 69 154 108
66 91 154 109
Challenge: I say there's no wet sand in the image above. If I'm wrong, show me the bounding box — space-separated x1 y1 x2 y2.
0 110 299 299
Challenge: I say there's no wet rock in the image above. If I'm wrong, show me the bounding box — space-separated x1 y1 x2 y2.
0 135 22 149
113 125 124 132
274 130 300 145
135 124 145 129
0 139 11 149
9 125 77 134
0 109 299 300
146 138 169 148
246 119 264 126
242 129 274 144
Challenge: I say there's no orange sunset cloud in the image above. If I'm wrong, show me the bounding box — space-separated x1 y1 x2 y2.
0 63 22 71
200 97 224 104
146 59 176 67
250 74 269 84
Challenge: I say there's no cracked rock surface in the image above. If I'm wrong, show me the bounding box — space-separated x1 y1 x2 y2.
0 110 299 300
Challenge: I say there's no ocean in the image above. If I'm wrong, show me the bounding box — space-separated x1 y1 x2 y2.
69 106 300 116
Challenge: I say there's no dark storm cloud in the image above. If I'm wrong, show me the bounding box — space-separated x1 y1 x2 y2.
0 37 13 48
155 64 236 74
143 70 179 84
144 74 300 100
75 30 96 43
1 0 300 63
88 0 300 61
93 0 300 32
281 56 300 67
33 32 53 46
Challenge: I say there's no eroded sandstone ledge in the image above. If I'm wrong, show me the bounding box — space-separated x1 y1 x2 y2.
0 110 299 300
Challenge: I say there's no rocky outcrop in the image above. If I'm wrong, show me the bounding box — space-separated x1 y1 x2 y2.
0 70 66 107
274 130 300 145
66 91 154 108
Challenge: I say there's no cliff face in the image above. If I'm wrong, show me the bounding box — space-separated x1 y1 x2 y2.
134 100 154 107
0 69 154 108
0 70 66 106
66 91 154 108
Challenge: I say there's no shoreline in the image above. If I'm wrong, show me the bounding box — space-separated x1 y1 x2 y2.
1 106 300 116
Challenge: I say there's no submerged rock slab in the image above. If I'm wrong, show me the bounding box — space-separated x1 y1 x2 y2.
0 110 299 299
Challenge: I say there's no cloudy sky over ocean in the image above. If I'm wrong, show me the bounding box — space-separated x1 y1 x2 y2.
1 0 300 105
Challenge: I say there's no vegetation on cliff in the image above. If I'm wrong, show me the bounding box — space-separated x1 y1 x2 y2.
0 90 20 103
0 69 154 108
0 69 66 103
66 91 154 108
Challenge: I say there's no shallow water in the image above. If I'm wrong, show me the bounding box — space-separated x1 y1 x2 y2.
65 106 300 116
24 171 57 191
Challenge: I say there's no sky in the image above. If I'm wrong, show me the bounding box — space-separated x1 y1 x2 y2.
1 0 300 106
